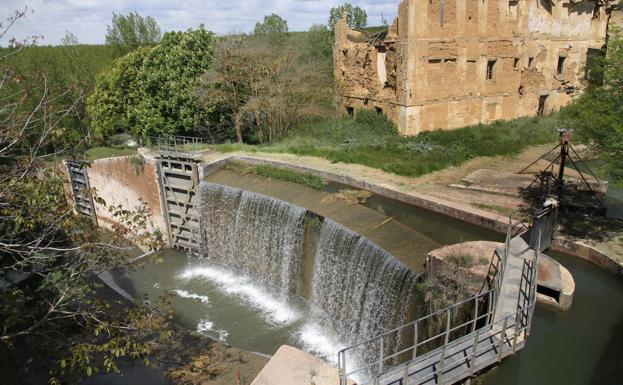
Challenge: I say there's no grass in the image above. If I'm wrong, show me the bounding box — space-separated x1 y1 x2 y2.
86 146 137 160
226 162 328 190
213 110 561 178
447 254 475 268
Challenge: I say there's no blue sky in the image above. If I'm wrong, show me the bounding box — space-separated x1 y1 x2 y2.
1 1 398 45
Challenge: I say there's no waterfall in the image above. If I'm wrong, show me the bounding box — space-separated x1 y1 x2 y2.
198 182 306 297
197 181 421 349
310 219 420 346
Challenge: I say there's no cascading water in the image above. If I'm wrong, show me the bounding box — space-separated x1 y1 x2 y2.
195 181 422 361
198 182 306 298
310 219 420 347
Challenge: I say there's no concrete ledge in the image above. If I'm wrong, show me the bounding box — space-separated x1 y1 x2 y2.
250 345 347 385
428 241 575 311
199 155 623 279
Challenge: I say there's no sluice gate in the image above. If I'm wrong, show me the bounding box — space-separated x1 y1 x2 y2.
154 137 204 251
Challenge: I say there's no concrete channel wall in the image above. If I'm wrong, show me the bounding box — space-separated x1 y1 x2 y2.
64 152 622 277
69 154 169 249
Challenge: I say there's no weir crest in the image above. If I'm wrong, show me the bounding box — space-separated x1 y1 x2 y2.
196 181 421 348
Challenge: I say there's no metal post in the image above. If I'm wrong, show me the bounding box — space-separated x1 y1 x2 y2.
379 336 384 374
469 331 480 376
472 295 479 333
497 317 508 362
340 351 346 385
412 322 419 359
557 130 570 198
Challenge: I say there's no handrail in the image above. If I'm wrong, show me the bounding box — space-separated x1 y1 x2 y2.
338 289 494 353
141 135 205 153
339 212 543 385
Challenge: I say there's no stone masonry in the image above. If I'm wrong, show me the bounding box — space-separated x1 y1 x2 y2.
334 0 617 135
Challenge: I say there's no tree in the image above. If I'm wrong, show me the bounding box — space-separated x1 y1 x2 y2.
1 10 170 384
563 28 623 185
328 3 368 32
89 28 216 139
198 36 324 143
105 12 161 53
198 36 265 143
88 47 151 141
254 14 288 43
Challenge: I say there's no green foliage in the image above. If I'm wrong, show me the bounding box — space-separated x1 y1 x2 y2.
226 161 327 190
1 14 169 381
198 34 327 144
88 47 151 141
89 28 217 140
252 165 328 190
0 44 117 150
447 255 474 268
303 24 334 62
215 113 559 178
254 14 289 44
563 28 623 185
105 11 161 54
328 3 368 31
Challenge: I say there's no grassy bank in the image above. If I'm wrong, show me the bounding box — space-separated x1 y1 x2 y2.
214 111 561 178
225 162 328 190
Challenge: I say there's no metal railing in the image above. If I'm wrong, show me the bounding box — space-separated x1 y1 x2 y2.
338 219 540 385
141 135 205 153
338 289 495 384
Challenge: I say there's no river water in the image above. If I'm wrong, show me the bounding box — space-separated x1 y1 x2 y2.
107 179 623 384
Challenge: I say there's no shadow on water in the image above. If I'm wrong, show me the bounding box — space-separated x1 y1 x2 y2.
482 252 623 385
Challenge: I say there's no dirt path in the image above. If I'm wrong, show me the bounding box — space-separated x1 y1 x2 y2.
196 143 622 268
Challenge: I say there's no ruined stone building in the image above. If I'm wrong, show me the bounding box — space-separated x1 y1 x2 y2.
334 0 617 136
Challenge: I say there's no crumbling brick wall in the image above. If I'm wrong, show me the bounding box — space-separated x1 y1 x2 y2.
334 0 614 136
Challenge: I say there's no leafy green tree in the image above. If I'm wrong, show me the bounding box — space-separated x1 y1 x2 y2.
105 12 161 53
89 28 216 139
563 29 623 184
254 13 289 43
199 35 324 143
88 47 151 141
328 3 367 31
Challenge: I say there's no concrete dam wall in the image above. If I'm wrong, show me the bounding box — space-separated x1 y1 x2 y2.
197 181 422 351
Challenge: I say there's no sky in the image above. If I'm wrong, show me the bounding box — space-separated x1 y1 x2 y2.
1 0 399 46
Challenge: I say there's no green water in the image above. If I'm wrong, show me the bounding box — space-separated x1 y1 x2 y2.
108 178 623 384
483 252 623 385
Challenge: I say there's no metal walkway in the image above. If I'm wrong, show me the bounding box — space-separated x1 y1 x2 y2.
338 217 542 385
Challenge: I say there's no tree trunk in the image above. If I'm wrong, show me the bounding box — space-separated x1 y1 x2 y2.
234 115 243 144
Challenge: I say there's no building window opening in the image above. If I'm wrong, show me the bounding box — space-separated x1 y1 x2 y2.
557 55 567 76
514 58 520 68
509 0 519 20
487 59 497 80
346 106 354 117
528 57 535 69
538 95 548 116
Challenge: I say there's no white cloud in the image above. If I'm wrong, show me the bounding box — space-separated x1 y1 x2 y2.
0 0 399 45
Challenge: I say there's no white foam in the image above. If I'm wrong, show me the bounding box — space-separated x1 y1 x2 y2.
217 329 229 342
297 322 347 365
179 265 300 325
197 319 214 333
173 289 210 305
